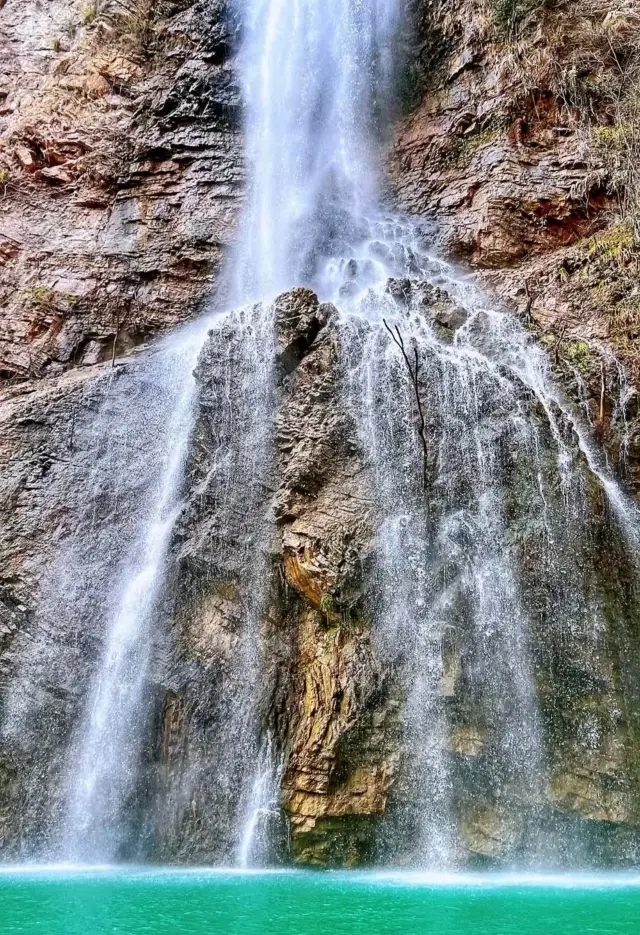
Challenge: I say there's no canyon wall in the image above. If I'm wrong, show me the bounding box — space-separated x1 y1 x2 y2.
0 0 639 865
392 0 640 489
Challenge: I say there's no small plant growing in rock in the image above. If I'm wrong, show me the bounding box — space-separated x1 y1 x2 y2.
83 1 99 25
490 0 556 39
320 593 337 616
26 286 78 312
29 286 56 308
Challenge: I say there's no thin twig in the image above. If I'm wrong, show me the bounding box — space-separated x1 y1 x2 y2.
383 318 429 492
554 323 568 365
111 304 131 367
523 279 533 323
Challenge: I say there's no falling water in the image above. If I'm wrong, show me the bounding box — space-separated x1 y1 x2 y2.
1 320 211 861
229 0 639 866
229 0 405 860
234 0 400 300
4 0 638 868
61 327 207 861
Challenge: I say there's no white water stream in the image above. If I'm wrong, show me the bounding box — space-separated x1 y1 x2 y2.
5 0 636 867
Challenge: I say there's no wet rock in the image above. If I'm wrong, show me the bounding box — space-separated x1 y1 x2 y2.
275 288 333 378
270 289 402 865
390 0 640 488
460 803 524 859
450 726 486 758
549 770 636 825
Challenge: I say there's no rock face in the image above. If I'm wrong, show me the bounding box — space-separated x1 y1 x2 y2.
0 0 242 855
271 291 401 866
0 0 639 870
0 280 639 866
144 285 640 868
391 0 640 492
145 291 402 866
0 0 242 381
0 353 167 854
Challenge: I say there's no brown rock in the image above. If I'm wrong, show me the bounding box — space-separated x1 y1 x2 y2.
15 144 36 172
39 166 72 185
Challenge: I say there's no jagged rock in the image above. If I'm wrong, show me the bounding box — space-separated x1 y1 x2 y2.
391 0 640 490
0 0 243 382
0 280 639 867
38 166 72 185
451 726 485 757
275 288 332 378
549 771 636 825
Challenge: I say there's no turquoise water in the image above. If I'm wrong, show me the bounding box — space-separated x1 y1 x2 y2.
1 869 640 935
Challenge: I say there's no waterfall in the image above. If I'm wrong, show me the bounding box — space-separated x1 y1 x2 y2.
61 327 207 861
233 0 639 866
2 0 638 869
226 0 405 861
1 320 212 861
233 0 400 300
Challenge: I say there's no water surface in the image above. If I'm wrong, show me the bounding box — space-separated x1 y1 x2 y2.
2 869 640 935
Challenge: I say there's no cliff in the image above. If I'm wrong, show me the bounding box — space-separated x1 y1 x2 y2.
392 0 640 489
0 0 242 381
0 0 639 867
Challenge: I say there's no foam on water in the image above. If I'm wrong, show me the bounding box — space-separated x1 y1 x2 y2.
2 866 640 891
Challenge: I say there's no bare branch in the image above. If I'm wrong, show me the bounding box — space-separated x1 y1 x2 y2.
383 318 429 492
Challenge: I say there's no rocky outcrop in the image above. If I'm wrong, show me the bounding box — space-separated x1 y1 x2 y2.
271 290 402 866
0 1 243 853
0 0 242 382
148 290 403 866
0 276 639 866
148 285 640 868
0 352 167 855
391 0 640 491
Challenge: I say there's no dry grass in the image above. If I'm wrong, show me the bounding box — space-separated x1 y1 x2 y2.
494 1 640 241
490 0 557 38
0 1 161 194
87 0 163 60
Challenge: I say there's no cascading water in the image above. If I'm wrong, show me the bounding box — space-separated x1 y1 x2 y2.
336 230 639 864
61 327 207 862
1 322 210 861
2 0 639 870
234 0 400 300
232 0 639 867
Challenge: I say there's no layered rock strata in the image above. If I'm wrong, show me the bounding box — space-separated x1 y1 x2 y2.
0 0 242 382
391 0 640 491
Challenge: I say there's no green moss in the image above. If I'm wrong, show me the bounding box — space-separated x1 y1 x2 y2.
25 286 78 310
290 814 380 868
593 124 633 151
564 340 592 373
439 128 500 171
320 593 337 615
395 60 426 116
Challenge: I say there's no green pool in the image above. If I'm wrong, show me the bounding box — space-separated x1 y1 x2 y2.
1 869 639 935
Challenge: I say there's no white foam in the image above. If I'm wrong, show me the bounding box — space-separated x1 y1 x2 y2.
1 866 639 890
